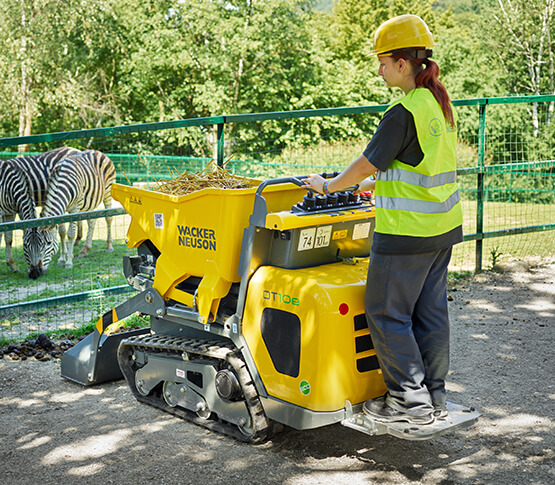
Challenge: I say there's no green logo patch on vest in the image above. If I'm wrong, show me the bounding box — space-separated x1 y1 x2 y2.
428 118 443 136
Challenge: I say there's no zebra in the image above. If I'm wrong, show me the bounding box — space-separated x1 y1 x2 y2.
1 157 63 278
10 146 86 246
23 224 59 279
0 159 40 272
10 147 81 207
0 147 79 278
38 150 116 269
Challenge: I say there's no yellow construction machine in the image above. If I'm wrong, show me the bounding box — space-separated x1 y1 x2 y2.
61 175 478 443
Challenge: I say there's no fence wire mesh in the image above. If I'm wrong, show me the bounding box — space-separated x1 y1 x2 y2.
1 95 554 343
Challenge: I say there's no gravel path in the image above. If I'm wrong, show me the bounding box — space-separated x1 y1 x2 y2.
1 262 553 485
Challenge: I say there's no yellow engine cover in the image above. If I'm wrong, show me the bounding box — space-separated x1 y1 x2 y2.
242 259 387 412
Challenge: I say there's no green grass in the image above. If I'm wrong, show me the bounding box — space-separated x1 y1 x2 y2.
1 251 131 306
0 313 150 348
1 228 134 304
448 270 473 283
449 198 555 271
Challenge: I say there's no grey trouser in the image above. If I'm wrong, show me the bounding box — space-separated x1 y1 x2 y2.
365 247 452 416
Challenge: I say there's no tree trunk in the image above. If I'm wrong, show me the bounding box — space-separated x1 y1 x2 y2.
18 0 32 153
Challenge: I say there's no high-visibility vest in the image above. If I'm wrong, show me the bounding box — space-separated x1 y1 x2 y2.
374 88 462 237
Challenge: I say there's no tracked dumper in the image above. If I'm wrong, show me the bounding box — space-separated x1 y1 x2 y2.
61 175 479 443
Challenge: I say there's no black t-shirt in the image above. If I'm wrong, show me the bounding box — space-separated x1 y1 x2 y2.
363 104 424 170
363 104 463 255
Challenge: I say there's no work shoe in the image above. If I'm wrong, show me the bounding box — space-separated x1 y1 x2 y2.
363 396 435 425
433 407 448 419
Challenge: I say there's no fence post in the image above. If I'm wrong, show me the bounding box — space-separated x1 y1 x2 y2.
475 102 487 272
217 122 225 167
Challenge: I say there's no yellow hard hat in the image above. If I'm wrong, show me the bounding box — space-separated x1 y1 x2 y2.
371 14 435 57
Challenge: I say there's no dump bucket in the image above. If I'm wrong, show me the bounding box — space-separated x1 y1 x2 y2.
61 328 149 385
112 181 306 323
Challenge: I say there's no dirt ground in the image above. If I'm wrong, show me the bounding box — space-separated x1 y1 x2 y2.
0 261 553 485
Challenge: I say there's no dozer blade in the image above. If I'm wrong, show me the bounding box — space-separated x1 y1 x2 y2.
341 401 480 440
61 328 149 386
61 288 165 386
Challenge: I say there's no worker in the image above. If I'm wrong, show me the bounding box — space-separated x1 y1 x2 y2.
302 14 463 425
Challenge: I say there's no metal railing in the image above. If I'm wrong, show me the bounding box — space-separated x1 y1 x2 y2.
1 94 554 322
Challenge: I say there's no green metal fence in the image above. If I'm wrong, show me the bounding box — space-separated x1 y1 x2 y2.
1 94 554 342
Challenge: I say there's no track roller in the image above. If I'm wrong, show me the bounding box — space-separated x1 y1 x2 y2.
117 334 274 443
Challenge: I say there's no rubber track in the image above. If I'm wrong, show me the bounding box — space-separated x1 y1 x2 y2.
117 334 271 443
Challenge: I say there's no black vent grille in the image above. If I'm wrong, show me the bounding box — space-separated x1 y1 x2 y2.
353 313 380 373
261 308 300 378
354 314 367 331
355 334 374 353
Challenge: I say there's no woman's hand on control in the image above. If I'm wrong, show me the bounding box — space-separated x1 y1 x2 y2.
302 173 326 194
353 178 376 194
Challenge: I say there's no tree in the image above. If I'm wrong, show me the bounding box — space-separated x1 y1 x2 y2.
0 0 125 139
489 0 554 94
485 0 555 130
0 0 533 149
329 0 389 61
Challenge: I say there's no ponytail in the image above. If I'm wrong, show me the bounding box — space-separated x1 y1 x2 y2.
392 52 455 128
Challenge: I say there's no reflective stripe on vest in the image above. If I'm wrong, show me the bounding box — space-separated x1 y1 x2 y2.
375 190 460 214
378 168 457 188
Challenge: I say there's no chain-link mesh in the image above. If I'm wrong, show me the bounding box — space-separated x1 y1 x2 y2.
1 96 554 342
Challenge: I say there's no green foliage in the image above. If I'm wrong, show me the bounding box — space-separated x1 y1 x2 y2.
0 0 553 170
489 246 504 268
480 0 555 96
0 0 487 142
0 0 125 136
328 0 389 60
113 0 321 121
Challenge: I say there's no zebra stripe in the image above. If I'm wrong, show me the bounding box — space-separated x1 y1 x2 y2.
0 160 37 221
1 159 40 275
1 147 78 277
10 147 81 207
40 150 116 269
